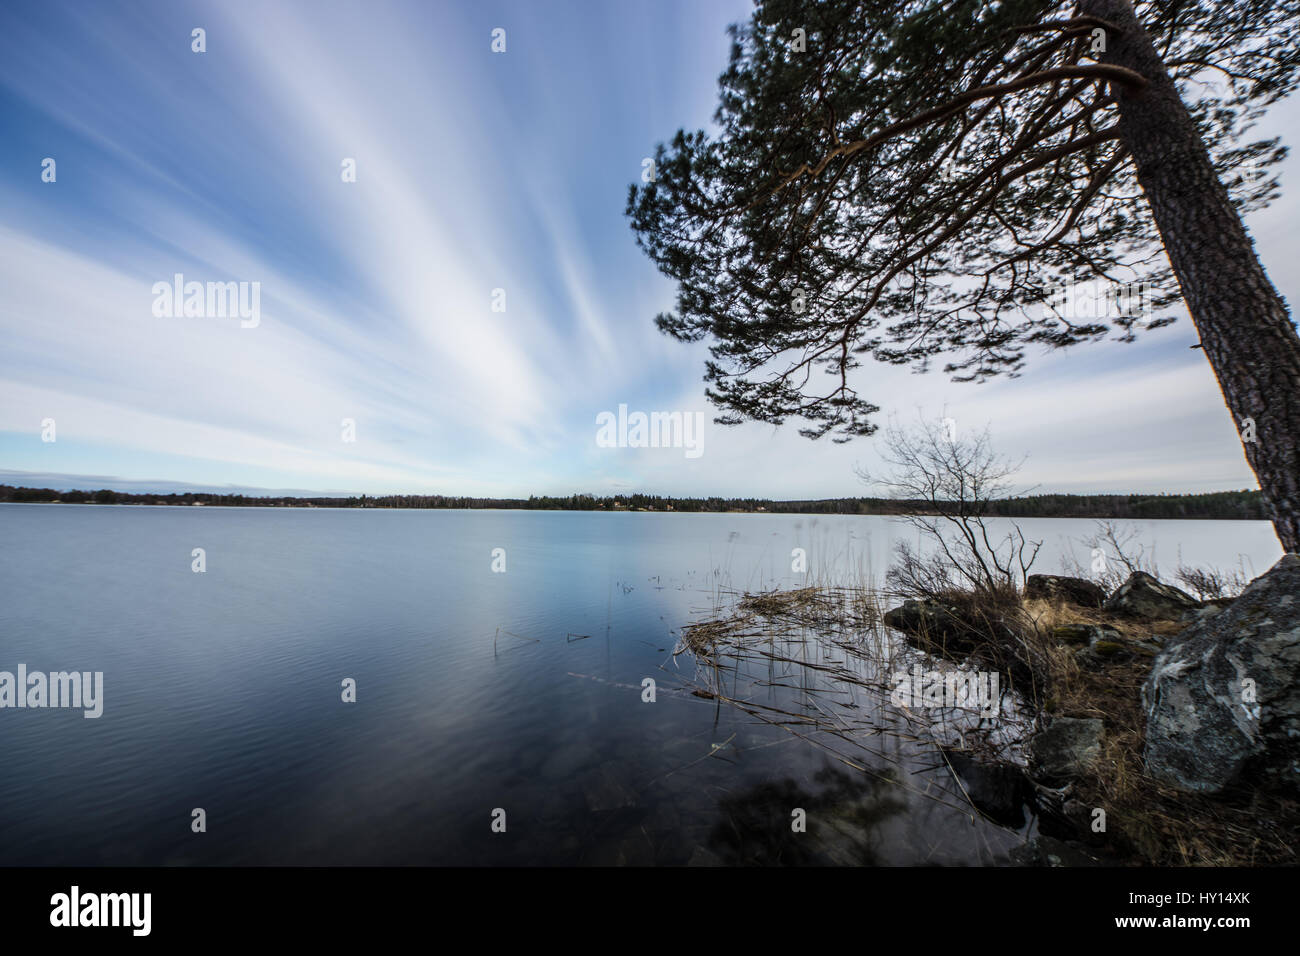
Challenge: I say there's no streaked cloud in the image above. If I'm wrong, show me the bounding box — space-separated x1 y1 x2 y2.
0 0 1293 498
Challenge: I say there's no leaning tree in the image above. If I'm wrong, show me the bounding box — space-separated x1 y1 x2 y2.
627 0 1300 552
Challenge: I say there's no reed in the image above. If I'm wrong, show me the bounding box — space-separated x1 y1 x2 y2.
675 581 1299 864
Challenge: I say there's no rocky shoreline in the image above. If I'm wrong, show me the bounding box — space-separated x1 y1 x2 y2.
885 557 1300 865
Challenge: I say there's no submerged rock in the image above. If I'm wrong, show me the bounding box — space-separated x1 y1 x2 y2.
1028 717 1104 781
1026 574 1106 608
944 750 1030 827
1142 553 1300 795
1009 835 1102 867
1104 571 1199 620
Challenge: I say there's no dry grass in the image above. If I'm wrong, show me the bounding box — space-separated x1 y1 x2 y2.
674 584 1036 823
676 585 1300 866
1018 597 1298 865
1021 597 1185 642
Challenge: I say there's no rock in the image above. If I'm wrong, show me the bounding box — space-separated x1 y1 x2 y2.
1090 639 1128 659
1052 624 1095 646
1182 596 1236 623
1026 574 1106 608
882 600 990 659
1056 625 1148 665
882 599 971 642
1009 835 1102 867
1053 624 1121 648
1104 571 1199 620
884 599 1030 683
1028 717 1104 780
1142 553 1300 794
944 750 1030 827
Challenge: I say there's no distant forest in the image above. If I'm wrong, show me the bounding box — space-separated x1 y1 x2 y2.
0 484 1266 520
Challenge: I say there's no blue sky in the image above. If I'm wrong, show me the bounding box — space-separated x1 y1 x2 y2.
1 0 1297 499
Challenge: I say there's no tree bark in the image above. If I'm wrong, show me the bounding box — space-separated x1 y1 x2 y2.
1079 0 1300 554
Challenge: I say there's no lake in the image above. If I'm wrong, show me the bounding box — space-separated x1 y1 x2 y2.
0 504 1282 865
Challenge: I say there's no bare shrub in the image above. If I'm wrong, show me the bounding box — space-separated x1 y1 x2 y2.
1061 521 1252 601
1060 520 1158 594
1174 561 1250 600
858 416 1041 600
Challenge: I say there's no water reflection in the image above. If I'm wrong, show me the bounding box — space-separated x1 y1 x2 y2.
701 765 907 866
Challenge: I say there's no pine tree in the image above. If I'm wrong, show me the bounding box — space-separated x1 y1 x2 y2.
628 0 1300 551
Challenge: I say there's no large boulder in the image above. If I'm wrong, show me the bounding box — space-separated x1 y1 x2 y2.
1025 574 1106 608
1142 554 1300 794
1182 596 1236 624
1104 571 1198 620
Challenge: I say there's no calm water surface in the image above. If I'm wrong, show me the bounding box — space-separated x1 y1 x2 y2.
0 504 1281 865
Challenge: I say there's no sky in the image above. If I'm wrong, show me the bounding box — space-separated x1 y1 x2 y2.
1 0 1296 501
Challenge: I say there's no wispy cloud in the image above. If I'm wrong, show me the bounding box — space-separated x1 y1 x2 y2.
0 0 1293 497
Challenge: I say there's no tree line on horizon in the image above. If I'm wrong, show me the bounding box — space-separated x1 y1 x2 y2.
0 484 1265 520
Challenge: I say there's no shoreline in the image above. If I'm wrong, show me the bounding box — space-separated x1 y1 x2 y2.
675 567 1300 866
0 487 1269 521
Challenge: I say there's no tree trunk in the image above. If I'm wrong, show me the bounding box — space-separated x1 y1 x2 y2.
1080 0 1300 554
